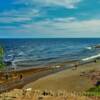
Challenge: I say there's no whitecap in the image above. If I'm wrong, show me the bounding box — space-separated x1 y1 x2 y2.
85 46 92 50
81 53 100 61
18 51 25 56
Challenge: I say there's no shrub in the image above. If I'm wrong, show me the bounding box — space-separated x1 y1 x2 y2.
0 46 4 69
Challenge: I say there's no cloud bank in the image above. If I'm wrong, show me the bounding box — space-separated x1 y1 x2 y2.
0 0 100 38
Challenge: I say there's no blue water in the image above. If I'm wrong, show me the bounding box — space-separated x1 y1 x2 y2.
0 38 100 68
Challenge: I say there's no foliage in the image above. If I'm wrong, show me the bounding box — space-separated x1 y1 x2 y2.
0 46 4 69
0 46 4 57
85 86 100 96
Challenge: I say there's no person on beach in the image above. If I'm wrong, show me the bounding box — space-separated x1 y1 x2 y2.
74 62 79 70
74 64 78 70
5 74 9 80
94 59 97 63
20 74 23 80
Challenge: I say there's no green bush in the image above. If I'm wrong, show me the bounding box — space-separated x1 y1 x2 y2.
0 46 4 69
85 86 100 96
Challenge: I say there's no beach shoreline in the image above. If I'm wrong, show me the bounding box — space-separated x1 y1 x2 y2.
0 59 79 93
0 58 99 93
0 59 100 100
24 59 100 92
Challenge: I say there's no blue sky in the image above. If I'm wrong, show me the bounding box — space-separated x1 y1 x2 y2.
0 0 100 38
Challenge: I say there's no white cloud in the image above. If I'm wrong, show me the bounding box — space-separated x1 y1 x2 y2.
13 0 82 9
21 18 100 37
0 0 82 24
52 17 76 22
35 0 82 9
1 16 100 37
0 17 32 23
0 9 39 17
0 9 40 23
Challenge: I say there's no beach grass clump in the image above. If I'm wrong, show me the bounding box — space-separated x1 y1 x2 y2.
85 86 100 96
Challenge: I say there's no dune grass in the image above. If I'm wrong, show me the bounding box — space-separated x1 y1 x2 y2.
85 86 100 96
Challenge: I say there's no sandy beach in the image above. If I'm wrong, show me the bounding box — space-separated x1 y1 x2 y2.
24 60 100 92
0 60 100 100
0 60 78 92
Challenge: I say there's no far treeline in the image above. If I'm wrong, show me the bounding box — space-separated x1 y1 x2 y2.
0 46 4 69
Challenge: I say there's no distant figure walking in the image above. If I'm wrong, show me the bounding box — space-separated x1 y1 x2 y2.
74 64 78 70
20 74 23 80
94 59 97 63
5 74 9 80
72 64 78 70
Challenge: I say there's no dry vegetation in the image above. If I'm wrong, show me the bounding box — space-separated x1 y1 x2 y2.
0 89 99 100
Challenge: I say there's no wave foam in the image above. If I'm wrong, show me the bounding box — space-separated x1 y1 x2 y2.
85 46 92 50
81 53 100 61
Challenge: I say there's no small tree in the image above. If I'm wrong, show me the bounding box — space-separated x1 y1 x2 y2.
0 46 4 69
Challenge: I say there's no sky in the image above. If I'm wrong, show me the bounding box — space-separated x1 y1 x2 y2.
0 0 100 38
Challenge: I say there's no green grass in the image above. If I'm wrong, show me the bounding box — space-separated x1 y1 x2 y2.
85 86 100 96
